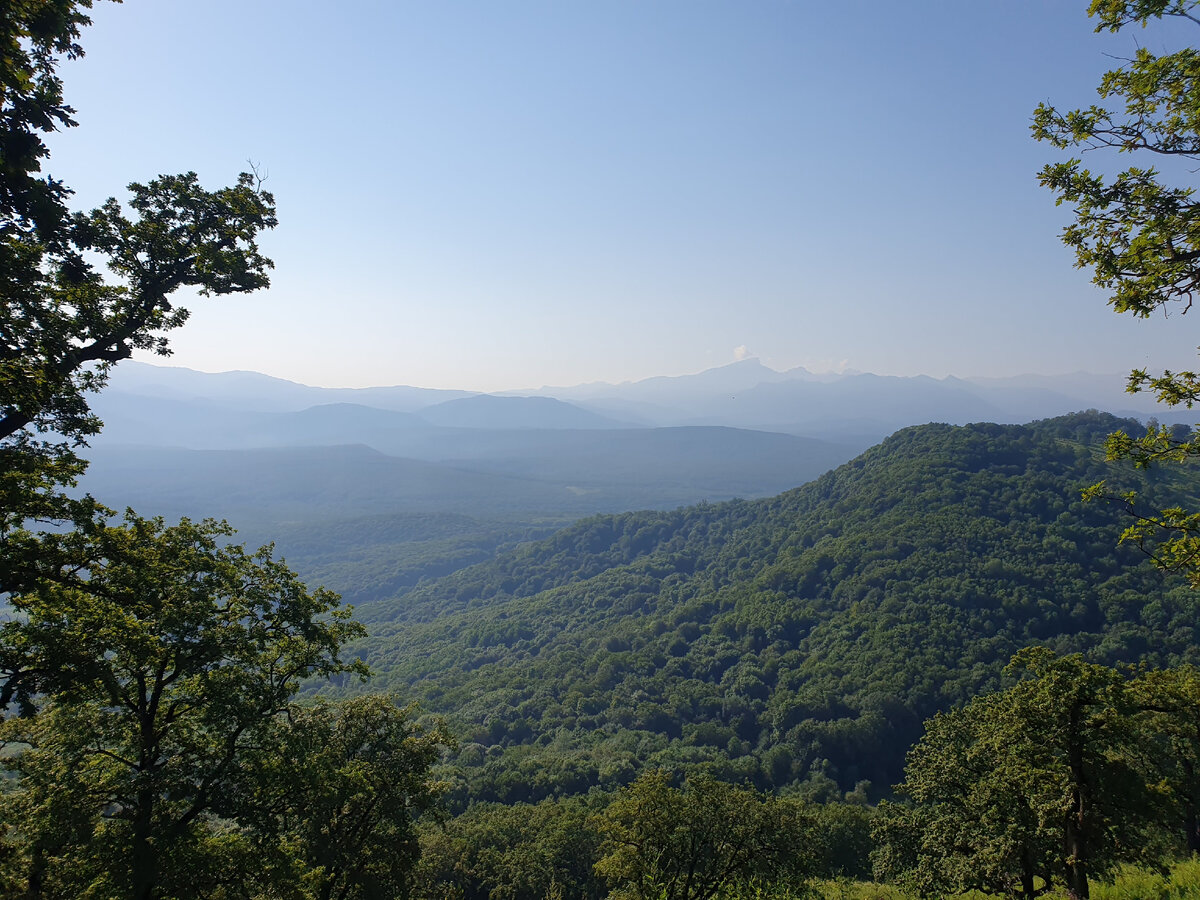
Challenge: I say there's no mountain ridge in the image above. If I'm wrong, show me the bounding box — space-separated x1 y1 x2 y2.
107 360 1186 447
336 412 1200 805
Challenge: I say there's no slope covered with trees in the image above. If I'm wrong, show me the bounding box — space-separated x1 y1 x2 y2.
347 412 1200 804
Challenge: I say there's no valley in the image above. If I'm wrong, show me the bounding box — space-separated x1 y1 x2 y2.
78 363 1200 809
75 364 1200 898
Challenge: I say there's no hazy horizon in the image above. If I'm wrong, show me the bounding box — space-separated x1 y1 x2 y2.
118 356 1138 397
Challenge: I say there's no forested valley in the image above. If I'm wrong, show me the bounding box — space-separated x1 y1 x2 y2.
10 1 1200 899
349 412 1200 801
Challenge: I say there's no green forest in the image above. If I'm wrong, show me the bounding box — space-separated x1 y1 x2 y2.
9 1 1200 899
346 413 1200 807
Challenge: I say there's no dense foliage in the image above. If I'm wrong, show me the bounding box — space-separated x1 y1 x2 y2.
239 696 453 900
1034 0 1200 590
0 513 458 899
414 794 609 900
875 650 1177 899
593 770 813 900
412 787 873 900
408 654 1200 900
345 413 1200 804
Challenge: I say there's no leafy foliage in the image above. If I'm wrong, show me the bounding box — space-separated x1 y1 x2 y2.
240 695 453 900
0 514 367 898
594 770 814 900
345 413 1200 804
1033 1 1200 319
1033 0 1200 588
876 650 1172 899
414 795 607 900
0 0 93 238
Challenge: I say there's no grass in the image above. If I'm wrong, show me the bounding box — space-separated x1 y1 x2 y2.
1090 858 1200 900
800 859 1200 900
706 859 1200 900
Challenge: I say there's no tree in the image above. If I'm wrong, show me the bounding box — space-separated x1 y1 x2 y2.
594 770 812 900
0 514 367 899
0 0 277 560
1 0 92 242
241 695 454 900
413 796 607 900
1033 0 1200 583
0 7 450 897
1130 665 1200 854
878 649 1170 900
872 695 1058 899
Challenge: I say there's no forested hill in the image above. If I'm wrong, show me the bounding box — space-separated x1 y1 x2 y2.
349 412 1200 806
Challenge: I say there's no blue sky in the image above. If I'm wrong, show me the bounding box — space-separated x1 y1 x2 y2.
47 1 1200 390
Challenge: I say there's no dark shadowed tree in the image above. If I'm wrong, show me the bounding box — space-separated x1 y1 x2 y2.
0 0 277 579
239 695 453 900
1130 665 1200 855
412 795 606 900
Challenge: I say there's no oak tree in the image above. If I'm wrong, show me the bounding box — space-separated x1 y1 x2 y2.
879 650 1170 900
872 694 1057 899
1129 665 1200 854
240 695 453 900
0 514 366 899
594 770 812 900
0 0 277 560
1034 0 1200 584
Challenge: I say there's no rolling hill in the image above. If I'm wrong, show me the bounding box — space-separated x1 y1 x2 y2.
335 412 1200 805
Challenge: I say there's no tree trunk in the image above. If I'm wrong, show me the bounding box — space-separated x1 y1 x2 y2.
23 845 45 900
1064 817 1089 900
1065 700 1090 900
130 782 158 900
1020 845 1037 900
1184 757 1200 855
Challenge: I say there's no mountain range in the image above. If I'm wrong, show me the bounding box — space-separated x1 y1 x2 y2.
102 358 1182 442
72 361 1200 806
80 360 1192 617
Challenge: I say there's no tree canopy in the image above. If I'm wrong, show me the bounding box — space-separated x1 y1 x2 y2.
1034 0 1200 584
336 413 1200 805
877 650 1183 900
594 770 812 900
0 514 368 898
0 0 276 556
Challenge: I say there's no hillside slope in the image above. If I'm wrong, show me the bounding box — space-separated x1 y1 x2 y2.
347 413 1200 804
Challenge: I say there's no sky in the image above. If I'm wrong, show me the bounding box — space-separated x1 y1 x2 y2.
43 0 1200 391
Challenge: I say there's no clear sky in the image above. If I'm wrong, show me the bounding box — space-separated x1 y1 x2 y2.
45 0 1200 390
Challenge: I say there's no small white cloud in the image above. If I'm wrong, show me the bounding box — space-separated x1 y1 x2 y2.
733 345 752 361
